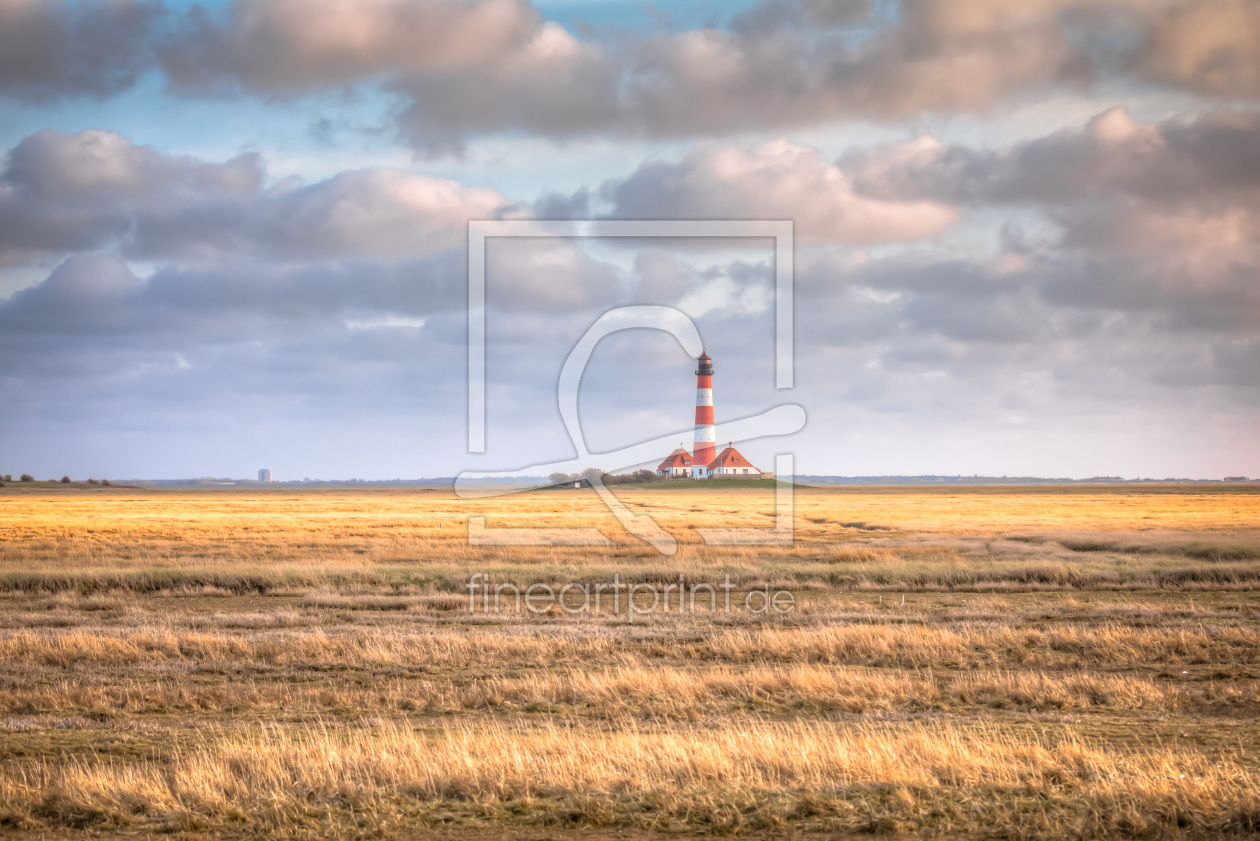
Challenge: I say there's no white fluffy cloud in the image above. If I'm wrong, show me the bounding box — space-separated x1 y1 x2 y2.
601 140 958 244
2 96 1259 477
0 130 512 264
160 0 543 92
153 0 1260 154
845 106 1260 261
6 0 1258 155
258 170 508 260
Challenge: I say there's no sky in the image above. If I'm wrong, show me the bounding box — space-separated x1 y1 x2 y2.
0 0 1258 481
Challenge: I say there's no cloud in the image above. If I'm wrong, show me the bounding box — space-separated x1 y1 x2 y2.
600 140 958 244
7 109 1256 345
0 129 262 265
329 0 1095 153
845 106 1260 258
0 130 512 264
160 0 542 93
3 0 1258 155
803 242 1260 355
3 99 1260 478
1133 0 1260 97
484 238 625 313
0 240 789 477
0 252 470 388
3 243 1256 480
795 247 1260 401
0 253 144 334
0 0 161 100
252 169 508 260
148 0 1247 154
389 21 617 155
997 107 1260 210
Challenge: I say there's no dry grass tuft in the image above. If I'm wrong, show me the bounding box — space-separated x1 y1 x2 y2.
6 720 1258 837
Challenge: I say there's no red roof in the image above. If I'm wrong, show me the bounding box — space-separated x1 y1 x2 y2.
657 447 692 471
706 444 756 471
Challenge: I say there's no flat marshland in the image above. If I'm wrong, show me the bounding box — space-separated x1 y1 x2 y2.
1 484 1259 839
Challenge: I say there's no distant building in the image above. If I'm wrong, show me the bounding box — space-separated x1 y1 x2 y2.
258 469 272 483
656 446 692 477
699 444 762 478
659 354 766 479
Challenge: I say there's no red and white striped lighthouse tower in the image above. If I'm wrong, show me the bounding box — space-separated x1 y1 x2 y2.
692 353 716 477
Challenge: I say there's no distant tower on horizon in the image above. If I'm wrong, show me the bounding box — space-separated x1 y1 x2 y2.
692 353 715 477
258 469 272 483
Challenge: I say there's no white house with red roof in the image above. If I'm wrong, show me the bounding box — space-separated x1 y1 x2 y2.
699 443 762 478
656 446 692 477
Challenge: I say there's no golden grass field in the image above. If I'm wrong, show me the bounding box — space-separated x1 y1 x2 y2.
1 481 1259 839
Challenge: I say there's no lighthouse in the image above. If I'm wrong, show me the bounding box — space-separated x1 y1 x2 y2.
692 353 716 477
658 352 762 480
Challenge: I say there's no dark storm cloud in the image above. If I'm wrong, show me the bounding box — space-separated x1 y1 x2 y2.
0 0 162 100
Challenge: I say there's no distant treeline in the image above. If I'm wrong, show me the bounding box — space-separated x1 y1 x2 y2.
800 475 1255 485
95 474 1257 488
548 469 658 486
